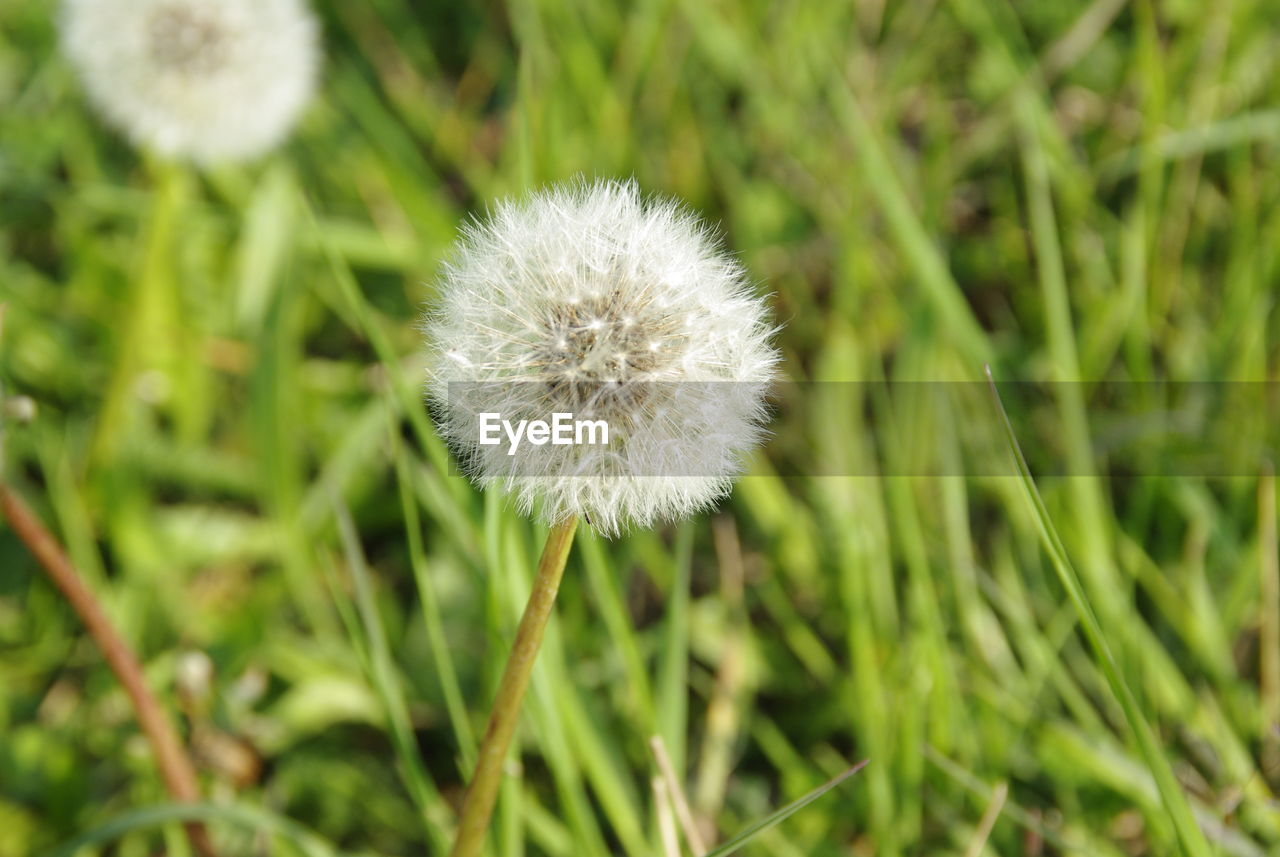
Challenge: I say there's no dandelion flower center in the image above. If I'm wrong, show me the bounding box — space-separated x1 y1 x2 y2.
535 292 679 382
530 285 688 431
147 3 229 76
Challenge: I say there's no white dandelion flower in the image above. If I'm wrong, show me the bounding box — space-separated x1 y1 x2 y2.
425 179 779 536
60 0 320 164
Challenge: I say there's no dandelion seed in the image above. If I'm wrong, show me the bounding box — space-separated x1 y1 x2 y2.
60 0 320 164
425 179 779 536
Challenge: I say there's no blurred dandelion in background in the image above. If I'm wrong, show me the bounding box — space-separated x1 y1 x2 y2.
425 178 779 537
60 0 320 163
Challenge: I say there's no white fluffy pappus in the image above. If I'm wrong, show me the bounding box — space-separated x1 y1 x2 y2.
60 0 319 164
425 179 779 537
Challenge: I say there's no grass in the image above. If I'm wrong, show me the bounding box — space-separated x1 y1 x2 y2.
4 0 1280 855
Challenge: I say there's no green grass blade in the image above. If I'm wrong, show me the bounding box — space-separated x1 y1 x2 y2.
299 195 457 488
46 802 358 857
656 521 695 777
1098 109 1280 181
825 82 993 369
701 760 869 857
333 501 451 852
578 528 656 730
1015 95 1119 602
390 413 477 771
985 368 1213 857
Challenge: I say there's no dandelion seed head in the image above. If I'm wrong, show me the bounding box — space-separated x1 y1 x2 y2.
60 0 320 164
425 179 779 536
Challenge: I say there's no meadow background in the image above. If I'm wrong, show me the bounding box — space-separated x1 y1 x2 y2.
4 0 1280 855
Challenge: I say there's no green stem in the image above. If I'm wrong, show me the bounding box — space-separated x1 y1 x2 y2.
450 515 579 857
93 158 185 464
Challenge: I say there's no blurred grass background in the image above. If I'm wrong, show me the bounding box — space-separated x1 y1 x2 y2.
4 0 1280 854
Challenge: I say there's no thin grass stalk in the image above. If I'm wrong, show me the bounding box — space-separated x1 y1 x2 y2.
0 484 217 857
986 370 1213 857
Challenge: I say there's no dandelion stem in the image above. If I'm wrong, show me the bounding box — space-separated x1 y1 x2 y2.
450 514 579 857
0 484 218 857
